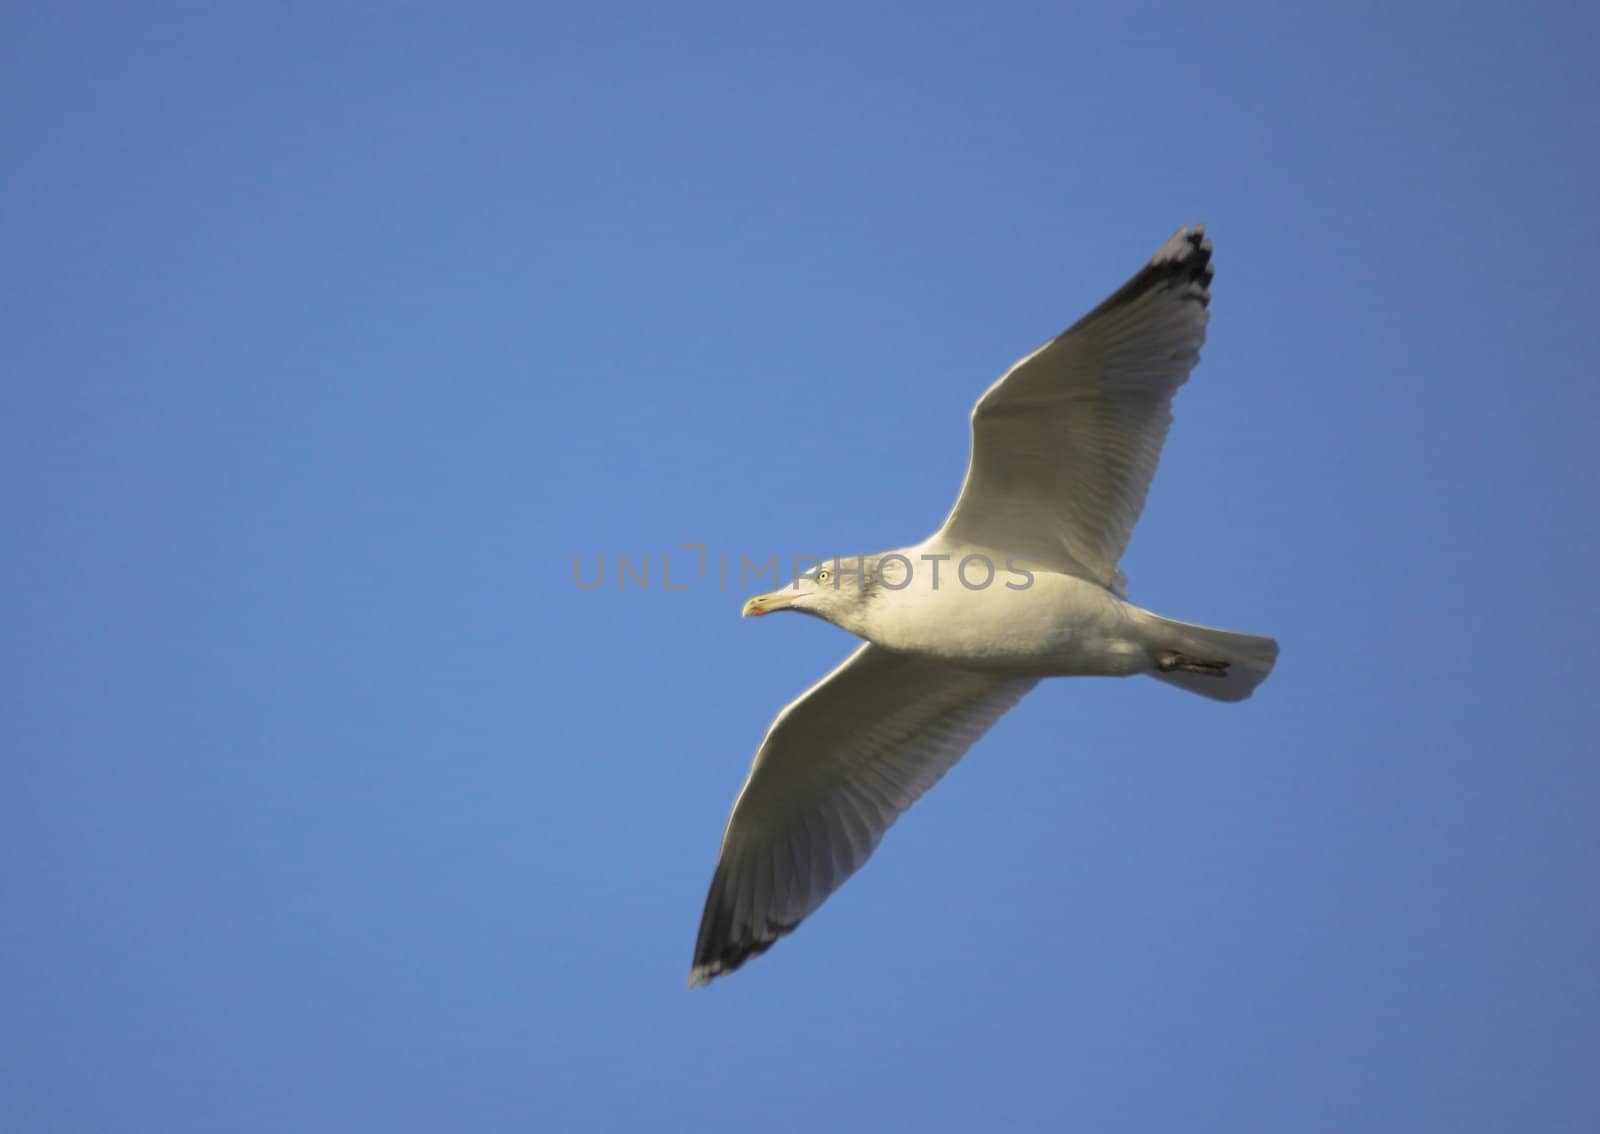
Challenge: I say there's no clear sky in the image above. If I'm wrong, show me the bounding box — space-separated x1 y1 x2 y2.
4 4 1596 1131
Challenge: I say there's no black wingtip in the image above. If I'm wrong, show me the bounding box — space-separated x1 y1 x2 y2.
687 866 801 988
1149 225 1213 306
1080 225 1214 325
688 927 790 988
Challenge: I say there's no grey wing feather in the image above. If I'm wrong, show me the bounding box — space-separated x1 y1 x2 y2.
936 226 1214 595
689 644 1035 986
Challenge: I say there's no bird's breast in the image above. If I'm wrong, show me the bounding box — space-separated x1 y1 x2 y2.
862 569 1145 676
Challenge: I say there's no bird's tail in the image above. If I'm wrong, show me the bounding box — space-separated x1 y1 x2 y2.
1138 611 1279 703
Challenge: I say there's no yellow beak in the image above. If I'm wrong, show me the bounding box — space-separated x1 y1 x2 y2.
742 591 796 617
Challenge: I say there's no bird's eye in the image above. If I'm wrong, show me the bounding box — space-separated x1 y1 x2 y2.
816 570 830 583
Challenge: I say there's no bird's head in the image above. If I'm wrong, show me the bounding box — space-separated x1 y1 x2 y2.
742 555 891 631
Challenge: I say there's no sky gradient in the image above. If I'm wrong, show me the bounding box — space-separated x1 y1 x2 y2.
4 4 1597 1131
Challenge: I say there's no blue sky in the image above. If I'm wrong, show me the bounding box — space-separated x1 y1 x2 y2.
4 3 1596 1130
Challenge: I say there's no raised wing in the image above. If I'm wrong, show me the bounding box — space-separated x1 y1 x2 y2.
936 226 1214 595
689 644 1035 986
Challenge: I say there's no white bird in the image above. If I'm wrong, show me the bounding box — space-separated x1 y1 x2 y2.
689 227 1278 987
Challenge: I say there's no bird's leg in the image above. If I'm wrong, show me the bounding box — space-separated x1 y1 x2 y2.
1155 651 1230 677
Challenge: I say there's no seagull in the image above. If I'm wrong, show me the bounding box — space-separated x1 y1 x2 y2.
689 227 1277 987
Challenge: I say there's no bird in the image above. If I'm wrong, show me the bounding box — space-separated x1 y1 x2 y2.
689 226 1277 987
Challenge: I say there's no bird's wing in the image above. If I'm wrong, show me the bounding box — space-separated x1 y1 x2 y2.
689 643 1036 986
934 226 1214 596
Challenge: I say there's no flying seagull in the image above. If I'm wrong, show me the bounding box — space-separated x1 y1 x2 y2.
689 227 1277 987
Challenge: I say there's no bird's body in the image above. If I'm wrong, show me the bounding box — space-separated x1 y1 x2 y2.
842 544 1150 678
689 227 1278 987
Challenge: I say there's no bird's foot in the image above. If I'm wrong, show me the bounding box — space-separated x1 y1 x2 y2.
1155 651 1230 677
